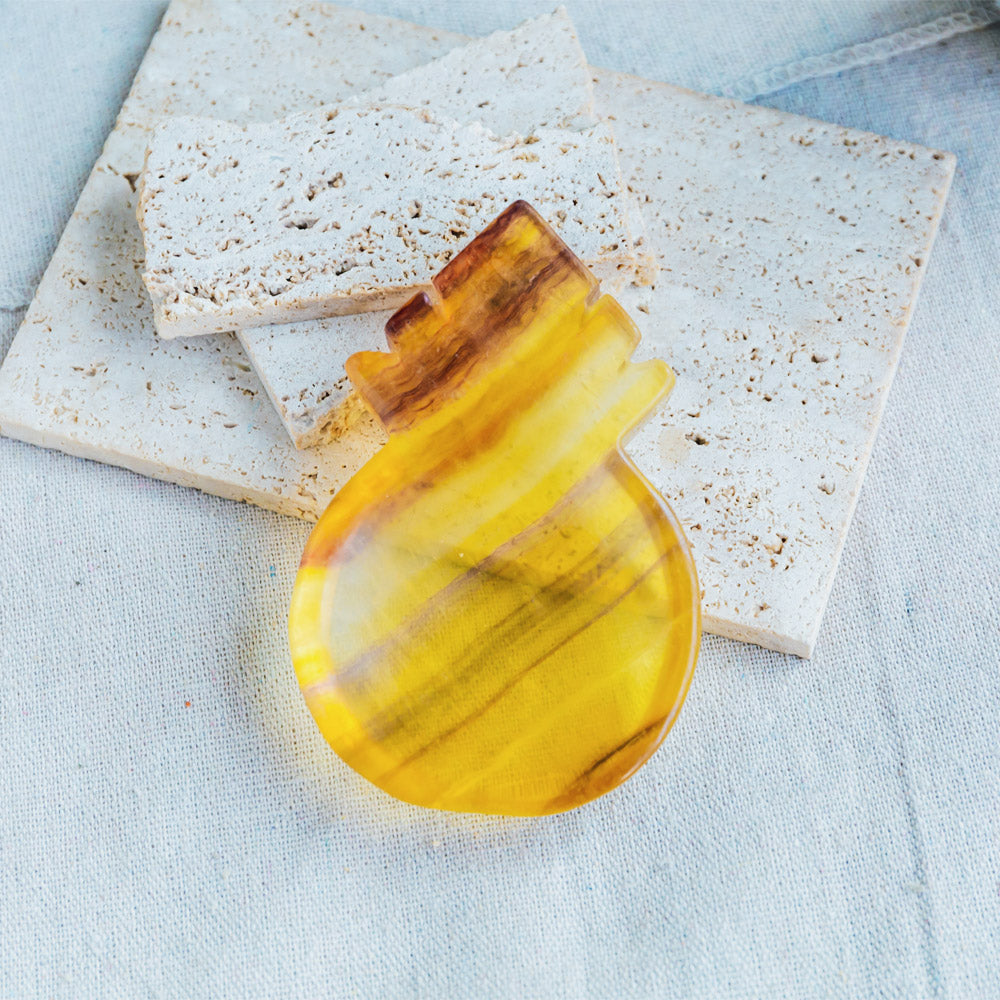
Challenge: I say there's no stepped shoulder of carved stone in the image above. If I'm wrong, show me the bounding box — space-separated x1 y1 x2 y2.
235 8 655 449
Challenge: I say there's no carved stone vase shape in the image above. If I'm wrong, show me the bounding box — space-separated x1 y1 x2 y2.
289 202 700 815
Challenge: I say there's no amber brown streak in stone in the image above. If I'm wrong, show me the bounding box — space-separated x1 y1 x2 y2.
430 200 552 299
350 203 591 434
303 460 630 696
361 482 677 765
544 716 671 814
310 463 669 718
304 293 621 569
378 537 679 786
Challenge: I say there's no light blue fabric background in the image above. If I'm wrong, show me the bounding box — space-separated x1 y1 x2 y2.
0 3 998 998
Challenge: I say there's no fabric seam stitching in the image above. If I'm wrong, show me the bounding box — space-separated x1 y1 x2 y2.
720 3 1000 102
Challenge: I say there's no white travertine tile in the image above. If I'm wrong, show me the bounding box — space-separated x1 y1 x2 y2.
139 110 638 337
599 72 953 655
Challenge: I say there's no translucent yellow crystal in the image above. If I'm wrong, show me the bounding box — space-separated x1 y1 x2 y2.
289 201 700 815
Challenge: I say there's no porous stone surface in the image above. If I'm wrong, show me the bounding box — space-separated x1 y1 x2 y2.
241 313 380 449
0 0 955 656
139 109 637 337
596 71 954 655
343 6 596 136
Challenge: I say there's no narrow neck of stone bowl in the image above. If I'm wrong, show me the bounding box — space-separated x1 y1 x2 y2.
345 200 600 435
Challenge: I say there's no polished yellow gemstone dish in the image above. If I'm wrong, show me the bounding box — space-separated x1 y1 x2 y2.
289 201 700 815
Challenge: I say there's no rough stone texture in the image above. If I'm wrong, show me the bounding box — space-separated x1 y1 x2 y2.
139 108 638 337
0 0 954 656
344 6 596 135
241 313 382 449
599 72 954 655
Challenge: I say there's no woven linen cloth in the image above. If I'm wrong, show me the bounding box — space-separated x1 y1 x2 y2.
1 3 998 998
